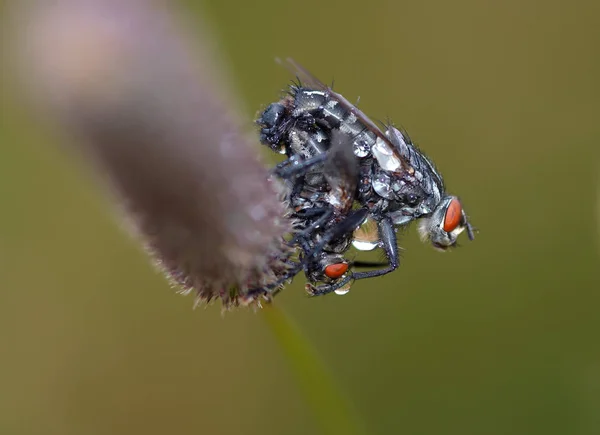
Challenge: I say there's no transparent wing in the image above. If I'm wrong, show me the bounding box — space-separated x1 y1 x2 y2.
277 57 330 90
324 130 359 214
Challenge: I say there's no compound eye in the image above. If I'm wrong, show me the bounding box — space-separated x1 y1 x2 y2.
443 198 462 233
324 263 349 279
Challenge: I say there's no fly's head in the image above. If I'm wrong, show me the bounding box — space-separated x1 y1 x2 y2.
306 252 350 284
418 196 475 251
376 126 475 248
304 252 353 297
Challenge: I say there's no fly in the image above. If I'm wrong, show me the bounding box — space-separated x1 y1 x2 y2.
254 59 475 297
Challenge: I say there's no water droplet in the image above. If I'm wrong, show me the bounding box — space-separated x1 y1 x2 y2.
353 139 370 157
372 137 401 171
352 239 378 251
334 283 352 295
352 217 379 250
372 172 395 199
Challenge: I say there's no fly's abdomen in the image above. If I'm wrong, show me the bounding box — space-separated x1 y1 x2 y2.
288 129 329 159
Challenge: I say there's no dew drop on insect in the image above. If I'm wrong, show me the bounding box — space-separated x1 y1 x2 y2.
353 138 370 157
372 137 402 171
352 240 379 251
334 282 352 296
372 172 395 199
352 217 379 250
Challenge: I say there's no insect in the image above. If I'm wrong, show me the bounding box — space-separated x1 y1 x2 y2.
256 59 475 296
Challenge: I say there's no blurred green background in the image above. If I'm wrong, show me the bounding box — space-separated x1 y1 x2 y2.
1 0 599 434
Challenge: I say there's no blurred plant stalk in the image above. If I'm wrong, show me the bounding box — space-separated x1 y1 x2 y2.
8 0 293 308
262 304 366 435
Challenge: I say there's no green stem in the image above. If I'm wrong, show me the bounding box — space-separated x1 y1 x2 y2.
262 303 366 435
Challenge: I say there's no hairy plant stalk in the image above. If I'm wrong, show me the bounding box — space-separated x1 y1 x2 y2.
9 0 293 308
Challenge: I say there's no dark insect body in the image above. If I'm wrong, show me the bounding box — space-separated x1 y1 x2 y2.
255 59 475 297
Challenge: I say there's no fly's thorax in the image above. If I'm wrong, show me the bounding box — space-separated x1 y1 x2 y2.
364 126 446 227
384 126 444 199
293 88 328 113
386 195 436 226
368 161 438 225
293 88 347 134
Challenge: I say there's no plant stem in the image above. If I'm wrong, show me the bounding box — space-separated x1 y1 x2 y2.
262 303 366 435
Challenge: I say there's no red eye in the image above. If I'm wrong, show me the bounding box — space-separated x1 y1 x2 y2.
443 198 462 232
324 263 349 279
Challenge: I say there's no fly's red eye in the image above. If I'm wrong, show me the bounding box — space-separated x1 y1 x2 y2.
324 263 349 279
443 198 462 232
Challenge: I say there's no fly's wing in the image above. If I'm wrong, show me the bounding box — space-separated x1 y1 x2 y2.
279 58 411 174
277 57 330 90
324 130 359 214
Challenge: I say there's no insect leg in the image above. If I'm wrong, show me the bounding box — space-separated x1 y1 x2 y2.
308 208 370 259
258 207 341 292
272 153 328 179
250 229 321 294
244 259 303 299
290 206 334 245
306 274 353 297
352 260 389 268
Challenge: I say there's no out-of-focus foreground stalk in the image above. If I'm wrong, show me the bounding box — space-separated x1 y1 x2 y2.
7 0 292 308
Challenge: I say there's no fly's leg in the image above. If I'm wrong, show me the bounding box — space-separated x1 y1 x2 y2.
272 153 328 179
250 236 315 294
243 259 302 301
289 206 334 245
242 259 303 299
307 216 399 297
306 274 353 297
308 208 369 260
352 260 388 268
